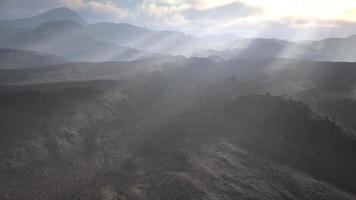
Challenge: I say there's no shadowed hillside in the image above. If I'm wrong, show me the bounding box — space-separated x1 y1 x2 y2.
0 79 355 199
0 48 66 69
0 21 158 62
0 7 87 42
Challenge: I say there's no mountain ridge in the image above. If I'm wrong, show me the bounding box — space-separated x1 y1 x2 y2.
0 20 160 62
0 7 87 28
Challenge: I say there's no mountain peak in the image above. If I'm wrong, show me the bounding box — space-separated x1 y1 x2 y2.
35 7 87 25
49 7 73 12
0 7 87 29
40 7 76 16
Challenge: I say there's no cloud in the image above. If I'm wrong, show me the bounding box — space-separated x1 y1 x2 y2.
77 1 130 21
182 1 262 20
137 0 187 17
216 19 356 40
1 0 356 40
87 1 128 17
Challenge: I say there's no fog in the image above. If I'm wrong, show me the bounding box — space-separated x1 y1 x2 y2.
1 5 356 200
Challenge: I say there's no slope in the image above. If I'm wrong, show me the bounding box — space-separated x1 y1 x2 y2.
0 48 66 69
0 21 156 62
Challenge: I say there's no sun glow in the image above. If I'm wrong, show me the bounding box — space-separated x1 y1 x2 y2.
240 0 356 21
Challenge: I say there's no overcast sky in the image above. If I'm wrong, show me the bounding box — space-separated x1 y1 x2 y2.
1 0 356 40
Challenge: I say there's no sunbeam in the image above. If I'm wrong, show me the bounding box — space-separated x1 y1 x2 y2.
1 1 356 200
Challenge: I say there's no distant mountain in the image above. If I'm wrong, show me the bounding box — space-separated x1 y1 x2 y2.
193 36 356 62
0 7 87 42
194 38 322 61
84 22 152 45
0 8 241 56
0 21 158 62
309 35 356 62
82 22 356 60
195 33 241 49
0 7 87 29
84 22 200 55
84 23 244 55
0 49 66 69
4 7 356 62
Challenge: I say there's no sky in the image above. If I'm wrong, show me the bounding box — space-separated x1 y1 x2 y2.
1 0 356 40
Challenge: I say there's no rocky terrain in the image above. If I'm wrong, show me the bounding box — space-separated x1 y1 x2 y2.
1 7 356 200
1 56 356 199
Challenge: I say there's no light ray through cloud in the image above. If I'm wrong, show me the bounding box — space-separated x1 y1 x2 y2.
1 0 356 39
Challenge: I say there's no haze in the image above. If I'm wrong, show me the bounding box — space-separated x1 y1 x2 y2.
1 1 356 200
2 0 356 39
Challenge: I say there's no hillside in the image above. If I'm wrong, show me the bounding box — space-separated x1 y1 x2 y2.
0 7 87 42
309 35 356 62
0 56 185 85
1 5 356 200
194 38 322 61
84 22 207 55
0 7 86 29
0 48 66 69
0 79 355 199
2 57 356 139
0 21 158 62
